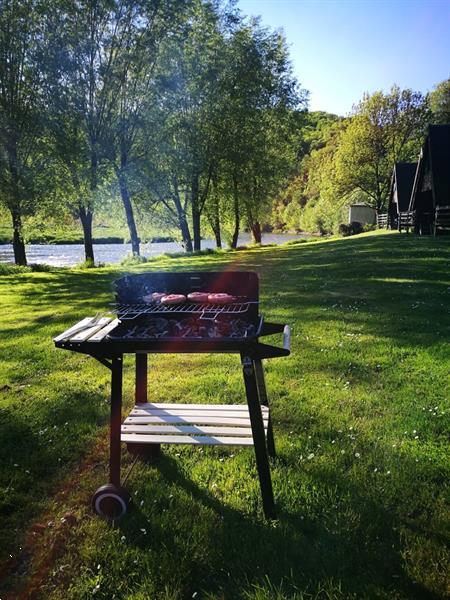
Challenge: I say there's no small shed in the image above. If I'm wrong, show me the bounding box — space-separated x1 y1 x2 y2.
348 203 376 225
409 125 450 234
387 162 417 229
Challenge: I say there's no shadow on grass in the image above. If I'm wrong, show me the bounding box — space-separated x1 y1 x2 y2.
0 388 109 554
115 451 439 600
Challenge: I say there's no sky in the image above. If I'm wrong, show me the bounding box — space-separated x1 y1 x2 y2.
237 0 450 116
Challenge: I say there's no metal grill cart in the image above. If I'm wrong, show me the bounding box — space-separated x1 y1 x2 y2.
54 272 290 520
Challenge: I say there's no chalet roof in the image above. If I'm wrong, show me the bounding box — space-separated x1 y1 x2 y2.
389 162 417 212
409 124 450 211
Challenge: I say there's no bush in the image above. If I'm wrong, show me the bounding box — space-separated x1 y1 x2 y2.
29 263 56 272
285 238 311 246
149 236 176 243
77 258 99 269
120 253 148 266
339 221 364 237
0 263 31 275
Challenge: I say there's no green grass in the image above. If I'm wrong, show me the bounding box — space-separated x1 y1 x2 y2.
0 231 449 599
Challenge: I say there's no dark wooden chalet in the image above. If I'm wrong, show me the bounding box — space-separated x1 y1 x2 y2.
409 125 450 235
387 162 417 229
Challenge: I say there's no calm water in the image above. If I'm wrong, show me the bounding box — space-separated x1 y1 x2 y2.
0 233 306 267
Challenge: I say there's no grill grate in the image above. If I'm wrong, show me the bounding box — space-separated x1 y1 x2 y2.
114 301 256 320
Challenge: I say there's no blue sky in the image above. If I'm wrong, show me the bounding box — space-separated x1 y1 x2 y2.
238 0 450 115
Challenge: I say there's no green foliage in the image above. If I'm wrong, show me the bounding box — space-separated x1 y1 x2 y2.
0 0 53 264
298 110 342 155
0 263 31 275
338 222 364 237
0 0 304 261
120 253 148 266
334 86 429 211
429 78 450 124
276 117 347 234
77 258 97 269
277 85 431 236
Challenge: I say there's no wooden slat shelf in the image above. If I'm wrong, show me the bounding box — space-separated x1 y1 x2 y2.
53 316 118 343
121 402 269 447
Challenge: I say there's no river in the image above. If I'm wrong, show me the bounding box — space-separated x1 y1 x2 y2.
0 233 307 267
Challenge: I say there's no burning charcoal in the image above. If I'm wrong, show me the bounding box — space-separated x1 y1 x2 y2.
154 318 169 332
123 326 138 338
216 321 231 336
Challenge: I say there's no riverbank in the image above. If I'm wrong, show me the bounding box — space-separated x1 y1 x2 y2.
0 233 309 267
0 231 448 599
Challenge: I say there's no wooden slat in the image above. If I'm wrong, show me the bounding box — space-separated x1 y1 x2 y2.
121 401 272 447
124 415 266 426
130 408 267 418
121 425 261 436
89 319 120 342
53 317 94 342
121 433 255 446
70 317 111 342
132 402 269 412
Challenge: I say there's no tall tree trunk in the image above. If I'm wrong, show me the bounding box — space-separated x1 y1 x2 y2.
79 205 95 263
84 147 98 264
178 213 193 252
251 221 262 244
191 173 201 251
179 216 193 252
8 144 27 265
172 184 193 252
231 175 240 249
207 196 222 249
116 166 140 255
212 211 222 249
192 207 201 252
11 209 27 266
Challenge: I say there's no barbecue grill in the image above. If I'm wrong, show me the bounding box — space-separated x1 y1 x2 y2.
54 271 290 520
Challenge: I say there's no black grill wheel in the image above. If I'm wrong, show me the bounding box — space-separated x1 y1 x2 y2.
92 483 130 520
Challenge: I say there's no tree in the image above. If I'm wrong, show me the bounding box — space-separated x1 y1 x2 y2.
334 86 429 212
429 78 450 124
46 0 161 261
0 0 46 265
102 0 191 256
217 20 304 245
138 0 232 252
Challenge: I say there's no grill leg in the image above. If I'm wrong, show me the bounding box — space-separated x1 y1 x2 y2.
241 355 276 520
135 353 148 404
109 356 123 487
127 353 161 459
92 355 130 519
254 359 276 458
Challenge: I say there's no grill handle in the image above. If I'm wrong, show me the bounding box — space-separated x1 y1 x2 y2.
283 325 291 351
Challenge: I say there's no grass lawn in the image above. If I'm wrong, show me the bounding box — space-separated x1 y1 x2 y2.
0 231 449 599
